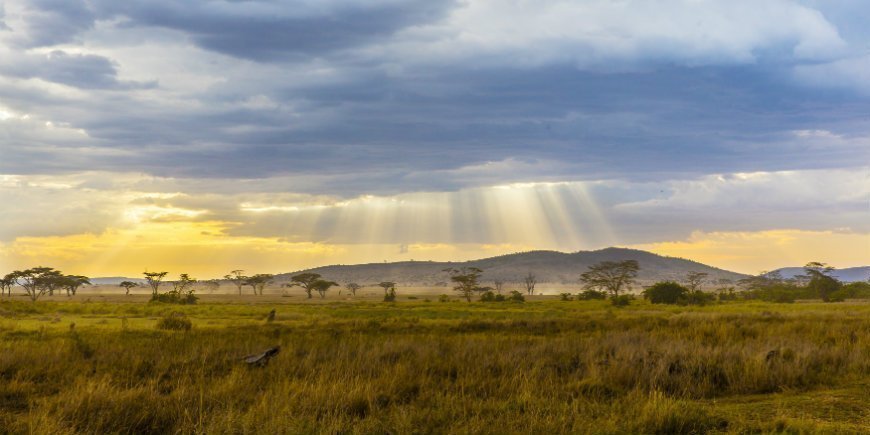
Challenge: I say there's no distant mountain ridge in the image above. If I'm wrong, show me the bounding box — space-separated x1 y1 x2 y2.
772 266 870 283
275 247 748 286
89 277 148 285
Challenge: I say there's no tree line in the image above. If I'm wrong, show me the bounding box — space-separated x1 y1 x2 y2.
3 260 867 304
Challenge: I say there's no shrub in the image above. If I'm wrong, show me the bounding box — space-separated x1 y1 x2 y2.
150 291 197 305
577 289 607 300
438 294 450 303
680 290 716 306
826 289 847 302
643 282 687 304
841 281 870 299
559 293 573 301
156 312 192 331
383 288 397 302
610 295 633 307
479 291 505 302
717 288 739 301
508 291 525 302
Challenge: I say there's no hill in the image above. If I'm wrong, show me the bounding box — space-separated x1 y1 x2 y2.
89 277 148 285
275 247 747 286
773 266 870 283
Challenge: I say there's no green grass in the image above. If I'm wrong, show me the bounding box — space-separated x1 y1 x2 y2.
0 296 868 433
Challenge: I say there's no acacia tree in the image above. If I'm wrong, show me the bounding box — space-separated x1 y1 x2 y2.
312 280 339 298
8 267 62 302
40 268 64 296
378 281 397 295
291 273 323 299
119 281 138 295
60 275 90 296
224 270 248 295
143 271 169 297
579 260 640 297
804 262 841 302
1 274 15 297
684 271 709 293
345 282 361 296
245 274 274 295
523 272 537 295
172 274 197 294
444 267 488 302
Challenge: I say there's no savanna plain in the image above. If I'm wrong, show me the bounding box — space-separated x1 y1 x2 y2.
1 291 868 434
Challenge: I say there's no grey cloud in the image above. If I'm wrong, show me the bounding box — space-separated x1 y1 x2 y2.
0 4 9 31
0 50 156 90
94 0 456 61
0 1 867 200
14 0 95 47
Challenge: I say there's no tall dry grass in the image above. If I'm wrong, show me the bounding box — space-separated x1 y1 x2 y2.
0 299 867 433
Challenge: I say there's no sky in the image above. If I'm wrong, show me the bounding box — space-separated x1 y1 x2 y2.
0 0 868 278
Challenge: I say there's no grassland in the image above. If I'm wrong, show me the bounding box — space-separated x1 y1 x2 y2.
0 294 868 434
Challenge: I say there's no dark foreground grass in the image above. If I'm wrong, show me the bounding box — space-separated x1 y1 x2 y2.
0 298 868 433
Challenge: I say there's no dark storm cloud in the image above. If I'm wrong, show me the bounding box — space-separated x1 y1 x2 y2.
91 0 455 61
0 0 868 198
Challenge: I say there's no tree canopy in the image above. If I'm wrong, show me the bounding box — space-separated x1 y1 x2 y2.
579 260 640 297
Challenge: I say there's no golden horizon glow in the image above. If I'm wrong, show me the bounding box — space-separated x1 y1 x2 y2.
631 229 870 275
1 171 867 279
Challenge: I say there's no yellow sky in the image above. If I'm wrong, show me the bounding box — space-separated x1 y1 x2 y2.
1 216 866 278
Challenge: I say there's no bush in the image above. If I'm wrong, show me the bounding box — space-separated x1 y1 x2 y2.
150 291 197 305
383 288 397 302
643 282 687 304
680 290 716 306
479 291 506 302
438 294 450 303
577 289 607 300
156 312 192 331
559 293 573 301
827 289 848 302
753 286 797 303
508 291 525 303
717 288 739 301
841 282 870 299
610 295 633 307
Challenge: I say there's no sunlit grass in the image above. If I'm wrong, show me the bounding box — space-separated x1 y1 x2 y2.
1 297 867 433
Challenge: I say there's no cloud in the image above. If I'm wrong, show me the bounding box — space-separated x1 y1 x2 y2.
0 50 156 89
5 0 96 47
383 0 846 70
0 0 866 204
81 0 456 62
793 54 870 95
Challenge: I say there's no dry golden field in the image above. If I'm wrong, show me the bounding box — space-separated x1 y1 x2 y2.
1 292 868 434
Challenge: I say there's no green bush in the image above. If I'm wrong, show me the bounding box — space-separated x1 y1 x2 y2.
150 291 198 305
610 295 632 307
383 288 397 302
577 289 607 300
643 282 687 304
840 282 870 299
479 291 506 302
681 290 716 306
508 290 525 303
559 293 573 301
156 312 192 331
